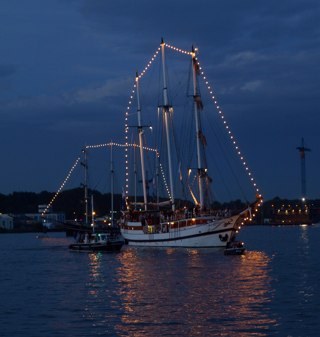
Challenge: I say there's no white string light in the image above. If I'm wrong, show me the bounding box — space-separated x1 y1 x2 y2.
42 142 160 214
41 157 81 216
123 47 162 206
194 55 262 201
43 42 262 225
86 141 158 153
122 41 263 222
164 43 192 55
160 41 261 199
159 162 172 200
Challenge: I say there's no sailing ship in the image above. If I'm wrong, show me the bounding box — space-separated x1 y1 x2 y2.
118 39 262 248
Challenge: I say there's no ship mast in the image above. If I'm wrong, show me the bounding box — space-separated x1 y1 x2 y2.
81 147 89 226
110 142 114 224
161 39 175 211
134 145 137 209
136 72 148 211
91 194 95 233
191 46 205 210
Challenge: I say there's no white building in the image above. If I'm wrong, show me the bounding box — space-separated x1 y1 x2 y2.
25 212 65 229
24 204 65 229
38 204 52 214
0 214 14 230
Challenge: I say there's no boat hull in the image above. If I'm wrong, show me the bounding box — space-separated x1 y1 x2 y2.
224 247 245 255
121 215 241 248
69 241 124 252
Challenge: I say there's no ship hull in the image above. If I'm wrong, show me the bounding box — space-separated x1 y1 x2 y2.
69 240 124 252
121 215 241 248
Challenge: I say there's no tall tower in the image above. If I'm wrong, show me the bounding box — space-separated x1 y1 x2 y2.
296 138 310 201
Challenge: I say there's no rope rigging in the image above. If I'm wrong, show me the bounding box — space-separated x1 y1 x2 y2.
44 40 263 218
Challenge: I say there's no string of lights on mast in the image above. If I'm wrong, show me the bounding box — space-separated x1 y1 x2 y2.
41 143 159 217
43 40 263 221
123 40 262 212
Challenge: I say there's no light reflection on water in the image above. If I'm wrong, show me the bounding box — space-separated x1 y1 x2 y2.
114 248 276 337
1 228 320 337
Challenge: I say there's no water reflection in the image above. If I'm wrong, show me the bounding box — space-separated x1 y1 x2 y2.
115 248 277 337
83 253 108 325
297 226 315 309
89 253 102 279
299 224 309 247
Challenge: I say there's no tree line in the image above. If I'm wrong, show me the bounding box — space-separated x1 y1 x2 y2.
0 188 253 220
0 188 121 220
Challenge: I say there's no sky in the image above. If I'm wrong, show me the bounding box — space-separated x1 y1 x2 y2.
0 0 319 201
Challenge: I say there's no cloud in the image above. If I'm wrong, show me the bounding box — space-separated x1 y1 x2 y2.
0 65 17 78
66 77 131 103
224 52 267 67
240 80 263 92
2 74 131 116
0 0 319 198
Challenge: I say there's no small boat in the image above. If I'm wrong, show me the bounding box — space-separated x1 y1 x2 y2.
69 193 124 252
69 232 124 252
224 241 245 255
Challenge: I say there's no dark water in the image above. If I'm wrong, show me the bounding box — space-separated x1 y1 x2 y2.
0 225 319 337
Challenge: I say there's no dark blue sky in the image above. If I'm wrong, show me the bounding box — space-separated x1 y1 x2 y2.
0 0 319 201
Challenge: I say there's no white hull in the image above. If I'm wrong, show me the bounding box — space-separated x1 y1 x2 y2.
121 214 241 248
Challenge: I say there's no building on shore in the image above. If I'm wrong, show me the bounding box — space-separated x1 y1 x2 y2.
0 214 14 230
261 199 315 225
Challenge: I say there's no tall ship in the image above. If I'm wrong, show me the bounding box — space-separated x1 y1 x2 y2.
120 39 262 247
